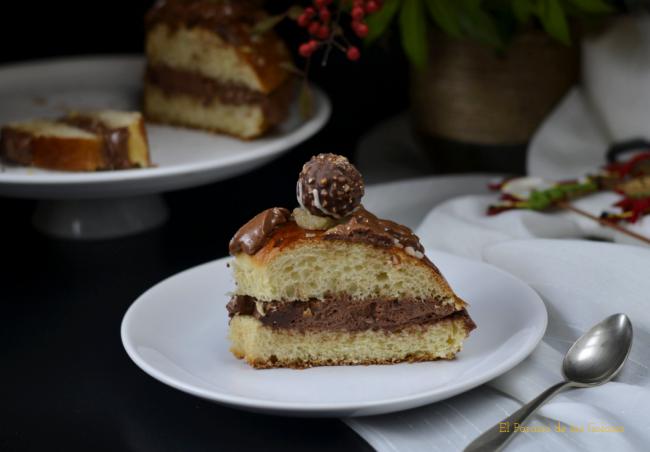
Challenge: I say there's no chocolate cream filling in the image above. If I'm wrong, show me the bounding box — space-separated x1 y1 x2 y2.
145 64 294 124
227 294 476 333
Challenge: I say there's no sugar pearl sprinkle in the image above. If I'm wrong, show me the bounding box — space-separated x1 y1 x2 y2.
296 153 364 219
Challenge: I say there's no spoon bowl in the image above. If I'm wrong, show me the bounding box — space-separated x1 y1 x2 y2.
563 313 633 386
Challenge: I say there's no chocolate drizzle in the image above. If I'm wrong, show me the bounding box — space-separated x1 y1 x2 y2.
229 205 426 259
227 294 475 333
1 128 34 166
323 207 425 256
229 207 291 255
62 116 132 170
146 0 264 44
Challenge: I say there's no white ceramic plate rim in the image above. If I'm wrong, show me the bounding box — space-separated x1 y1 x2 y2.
121 252 547 414
0 55 331 186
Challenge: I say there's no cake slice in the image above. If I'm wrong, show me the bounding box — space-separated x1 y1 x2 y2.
1 111 151 171
63 110 151 169
144 0 295 139
1 120 104 171
227 154 476 369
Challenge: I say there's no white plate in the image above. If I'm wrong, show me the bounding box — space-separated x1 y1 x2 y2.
121 250 547 417
0 56 330 199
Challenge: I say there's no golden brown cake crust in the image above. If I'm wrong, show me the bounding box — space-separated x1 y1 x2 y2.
232 351 457 370
1 128 104 171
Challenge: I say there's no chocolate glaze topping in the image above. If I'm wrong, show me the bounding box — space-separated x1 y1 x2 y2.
146 0 264 43
297 153 364 219
227 294 475 333
323 207 425 257
229 205 426 259
229 207 291 255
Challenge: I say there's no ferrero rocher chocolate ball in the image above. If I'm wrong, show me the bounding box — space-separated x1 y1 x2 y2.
296 153 364 219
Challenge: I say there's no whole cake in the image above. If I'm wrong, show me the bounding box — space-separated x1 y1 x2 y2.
144 0 295 139
227 154 476 368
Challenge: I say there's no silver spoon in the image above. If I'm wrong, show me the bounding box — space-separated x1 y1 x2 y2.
465 313 633 452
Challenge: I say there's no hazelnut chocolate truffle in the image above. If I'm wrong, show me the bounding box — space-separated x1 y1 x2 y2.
296 153 364 219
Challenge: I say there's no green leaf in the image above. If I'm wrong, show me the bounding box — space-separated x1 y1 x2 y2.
511 0 534 23
399 0 429 67
567 0 614 13
252 14 285 35
286 5 304 20
365 0 402 44
536 0 571 45
278 61 303 76
424 0 462 38
456 0 504 48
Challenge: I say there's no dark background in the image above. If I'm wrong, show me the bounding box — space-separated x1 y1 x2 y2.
0 1 408 451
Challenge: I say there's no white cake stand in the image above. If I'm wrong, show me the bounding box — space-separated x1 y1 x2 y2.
0 56 331 239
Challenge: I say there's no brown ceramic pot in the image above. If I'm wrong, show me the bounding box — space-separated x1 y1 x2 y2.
411 28 580 172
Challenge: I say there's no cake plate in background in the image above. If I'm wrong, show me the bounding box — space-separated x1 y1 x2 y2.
0 55 331 239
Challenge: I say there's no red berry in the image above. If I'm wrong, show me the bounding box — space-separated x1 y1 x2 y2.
317 25 330 39
308 21 320 35
314 0 328 7
297 13 311 27
319 7 331 22
298 44 311 57
351 6 365 20
354 22 369 38
347 46 360 61
304 7 316 18
299 41 317 57
365 1 379 13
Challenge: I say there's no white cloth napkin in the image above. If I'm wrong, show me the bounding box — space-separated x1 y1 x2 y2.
347 240 650 451
346 15 650 451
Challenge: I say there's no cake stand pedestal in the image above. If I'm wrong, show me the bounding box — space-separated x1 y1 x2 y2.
32 195 169 240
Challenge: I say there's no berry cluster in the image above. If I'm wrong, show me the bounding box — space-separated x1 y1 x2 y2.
296 0 382 62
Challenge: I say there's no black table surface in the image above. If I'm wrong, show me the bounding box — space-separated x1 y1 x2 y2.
0 2 413 446
0 139 377 451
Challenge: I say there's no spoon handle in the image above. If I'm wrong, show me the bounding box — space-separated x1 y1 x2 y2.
464 381 572 452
